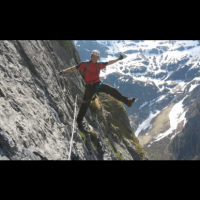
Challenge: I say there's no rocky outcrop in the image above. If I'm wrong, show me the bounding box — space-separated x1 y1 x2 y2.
168 88 200 160
0 40 146 160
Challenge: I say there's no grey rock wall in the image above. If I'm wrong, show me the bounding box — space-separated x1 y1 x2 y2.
0 40 144 160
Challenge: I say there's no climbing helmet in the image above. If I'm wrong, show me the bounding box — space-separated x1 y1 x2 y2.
91 50 100 57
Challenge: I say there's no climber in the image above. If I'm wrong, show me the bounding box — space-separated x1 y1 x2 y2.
58 50 135 129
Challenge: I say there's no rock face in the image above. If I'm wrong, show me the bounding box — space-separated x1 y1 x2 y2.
0 40 146 160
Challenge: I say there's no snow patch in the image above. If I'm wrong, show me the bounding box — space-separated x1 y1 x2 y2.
153 96 188 142
189 83 199 92
139 102 148 109
135 110 160 137
156 95 165 102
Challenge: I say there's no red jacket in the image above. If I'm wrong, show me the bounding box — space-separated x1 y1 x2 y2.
76 61 108 84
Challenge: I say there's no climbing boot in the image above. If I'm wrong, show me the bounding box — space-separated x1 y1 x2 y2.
126 97 135 107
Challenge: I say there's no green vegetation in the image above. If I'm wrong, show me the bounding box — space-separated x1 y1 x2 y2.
91 141 95 150
79 131 86 142
98 93 147 159
110 131 119 143
88 130 102 152
105 138 125 160
133 140 148 160
115 151 125 160
89 97 101 113
88 130 99 145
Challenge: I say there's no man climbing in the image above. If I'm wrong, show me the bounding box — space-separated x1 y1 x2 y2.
59 50 135 129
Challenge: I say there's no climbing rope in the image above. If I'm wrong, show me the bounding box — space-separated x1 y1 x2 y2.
68 95 77 160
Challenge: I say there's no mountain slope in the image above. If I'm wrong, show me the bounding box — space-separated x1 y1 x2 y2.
74 40 200 160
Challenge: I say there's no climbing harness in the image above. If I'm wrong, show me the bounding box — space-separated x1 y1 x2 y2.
68 95 77 160
78 81 103 104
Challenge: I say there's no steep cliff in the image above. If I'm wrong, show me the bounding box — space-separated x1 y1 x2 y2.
0 40 147 160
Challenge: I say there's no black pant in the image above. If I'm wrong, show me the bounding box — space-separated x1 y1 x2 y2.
76 82 128 124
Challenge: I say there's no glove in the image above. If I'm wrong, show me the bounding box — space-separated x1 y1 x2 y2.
58 71 64 76
118 54 124 60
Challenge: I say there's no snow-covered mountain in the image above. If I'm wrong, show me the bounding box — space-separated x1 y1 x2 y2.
74 40 200 160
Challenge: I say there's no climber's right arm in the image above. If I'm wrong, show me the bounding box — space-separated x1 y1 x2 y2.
59 66 77 75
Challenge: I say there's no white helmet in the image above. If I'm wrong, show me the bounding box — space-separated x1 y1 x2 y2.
91 50 100 57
